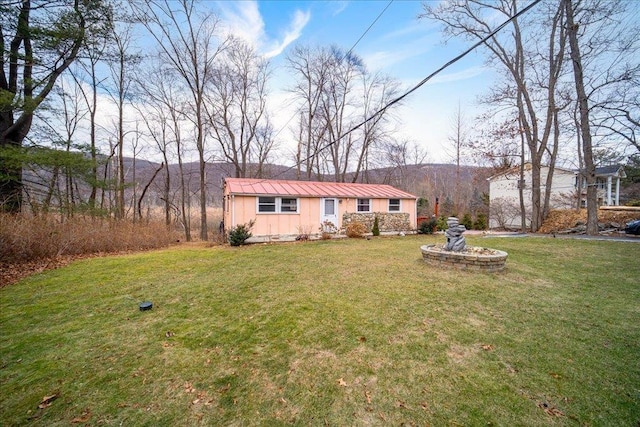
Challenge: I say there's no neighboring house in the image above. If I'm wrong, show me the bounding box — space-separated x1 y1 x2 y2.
577 165 627 207
487 164 576 229
223 178 417 242
487 163 626 229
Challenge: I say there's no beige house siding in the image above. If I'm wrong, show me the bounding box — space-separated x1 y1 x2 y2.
488 165 576 229
223 179 417 241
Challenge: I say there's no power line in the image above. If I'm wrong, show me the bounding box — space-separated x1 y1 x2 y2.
271 0 544 180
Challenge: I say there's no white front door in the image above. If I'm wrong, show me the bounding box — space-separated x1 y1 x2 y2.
321 198 338 231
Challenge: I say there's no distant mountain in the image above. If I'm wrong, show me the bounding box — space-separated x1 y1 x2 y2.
24 156 492 215
132 160 492 212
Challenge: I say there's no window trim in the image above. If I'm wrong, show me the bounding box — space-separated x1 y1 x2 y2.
257 196 299 214
388 198 401 212
257 196 276 213
357 198 371 213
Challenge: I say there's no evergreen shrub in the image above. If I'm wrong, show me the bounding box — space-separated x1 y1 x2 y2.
228 220 255 246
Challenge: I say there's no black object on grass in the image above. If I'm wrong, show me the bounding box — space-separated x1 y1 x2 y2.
139 301 153 311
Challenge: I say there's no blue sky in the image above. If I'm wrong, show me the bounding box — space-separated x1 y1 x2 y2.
213 0 495 163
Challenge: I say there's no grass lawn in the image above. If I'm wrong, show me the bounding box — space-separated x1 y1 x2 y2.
1 235 639 426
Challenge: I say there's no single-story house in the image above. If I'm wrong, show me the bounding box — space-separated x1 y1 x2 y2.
223 178 417 242
487 163 626 229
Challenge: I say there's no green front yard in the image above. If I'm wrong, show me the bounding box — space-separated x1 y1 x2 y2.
1 236 639 425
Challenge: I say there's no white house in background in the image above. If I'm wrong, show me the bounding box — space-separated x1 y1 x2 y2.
487 164 576 229
487 163 626 229
577 165 627 207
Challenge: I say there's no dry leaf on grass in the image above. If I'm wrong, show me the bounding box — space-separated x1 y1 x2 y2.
38 393 59 409
71 409 91 423
337 378 347 387
364 390 371 404
481 344 494 351
537 401 565 417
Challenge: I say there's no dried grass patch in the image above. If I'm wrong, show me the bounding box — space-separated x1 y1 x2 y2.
0 214 178 286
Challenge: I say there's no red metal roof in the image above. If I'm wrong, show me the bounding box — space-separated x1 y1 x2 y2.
225 178 416 199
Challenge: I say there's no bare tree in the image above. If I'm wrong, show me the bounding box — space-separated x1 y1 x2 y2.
135 70 173 227
287 45 401 182
23 78 89 216
57 79 88 216
105 20 140 219
351 72 400 183
446 102 469 214
563 0 596 234
132 0 229 240
562 0 639 232
287 45 331 180
378 139 428 191
135 63 193 240
321 47 363 182
70 5 114 211
573 0 639 157
207 40 275 178
422 0 568 232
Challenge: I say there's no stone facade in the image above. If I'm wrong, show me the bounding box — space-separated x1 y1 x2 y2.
342 212 412 232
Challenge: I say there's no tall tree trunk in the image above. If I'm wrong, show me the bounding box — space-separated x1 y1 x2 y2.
518 116 526 232
573 104 584 210
197 107 208 241
88 60 99 210
565 0 598 235
116 54 126 220
138 162 164 221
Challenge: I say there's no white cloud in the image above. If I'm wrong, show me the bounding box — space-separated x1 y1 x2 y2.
216 1 310 59
363 38 434 72
331 1 349 16
264 10 311 58
380 22 429 41
217 1 265 48
427 66 486 85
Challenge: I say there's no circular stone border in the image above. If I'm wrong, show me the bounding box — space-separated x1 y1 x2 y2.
420 245 508 272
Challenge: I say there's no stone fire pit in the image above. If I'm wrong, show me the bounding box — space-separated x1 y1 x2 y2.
420 244 508 272
420 216 508 272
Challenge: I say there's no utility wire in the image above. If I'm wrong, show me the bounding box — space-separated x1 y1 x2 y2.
270 0 544 181
270 0 395 142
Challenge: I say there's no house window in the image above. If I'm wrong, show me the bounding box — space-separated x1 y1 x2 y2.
357 198 371 212
257 197 298 213
280 198 298 213
389 199 401 212
258 197 277 212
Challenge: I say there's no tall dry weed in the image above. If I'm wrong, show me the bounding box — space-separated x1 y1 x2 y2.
0 214 178 263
